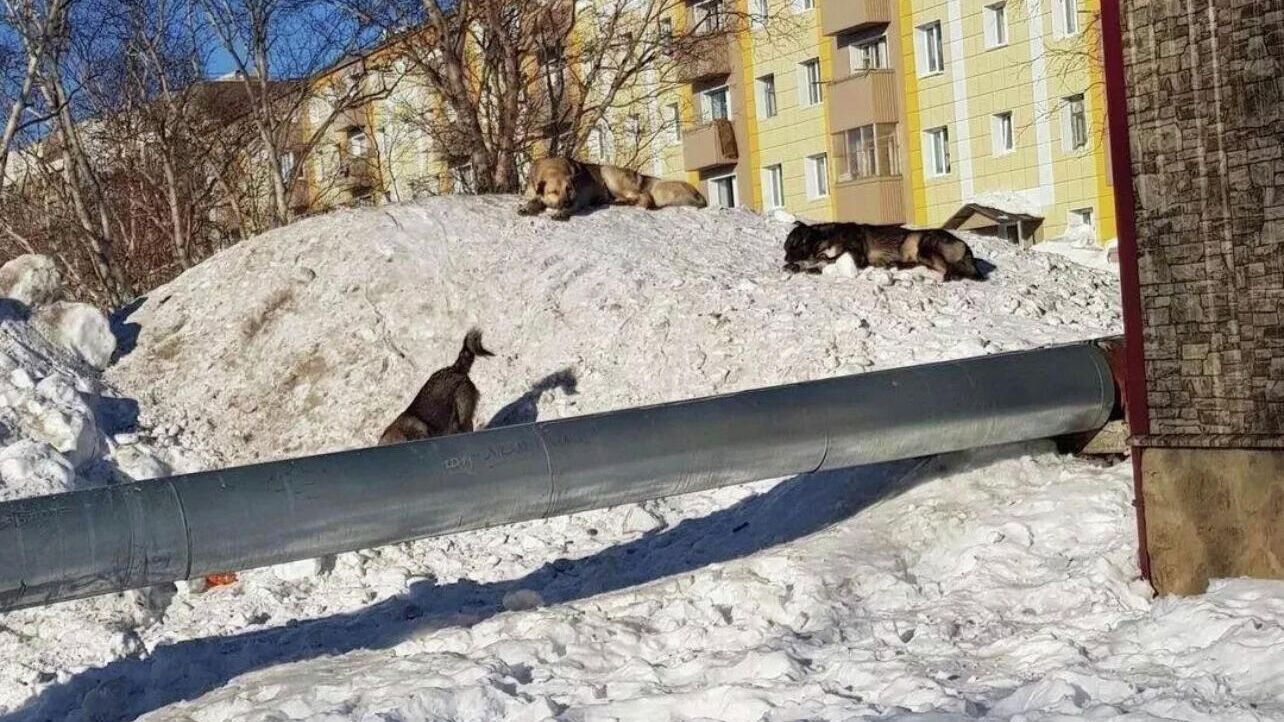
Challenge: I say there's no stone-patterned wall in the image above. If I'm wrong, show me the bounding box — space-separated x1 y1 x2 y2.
1122 0 1284 443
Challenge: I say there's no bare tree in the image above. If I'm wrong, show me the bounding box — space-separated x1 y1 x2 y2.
342 0 793 191
0 0 68 186
198 0 395 227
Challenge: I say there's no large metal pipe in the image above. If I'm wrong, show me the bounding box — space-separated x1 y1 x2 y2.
0 341 1116 611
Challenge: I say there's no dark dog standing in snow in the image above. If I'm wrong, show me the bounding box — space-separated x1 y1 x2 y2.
784 220 985 281
378 329 495 445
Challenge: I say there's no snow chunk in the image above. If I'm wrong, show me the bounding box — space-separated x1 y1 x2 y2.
0 440 77 499
502 589 545 612
32 302 116 370
0 254 63 307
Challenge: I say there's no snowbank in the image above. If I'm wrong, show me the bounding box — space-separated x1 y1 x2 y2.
107 195 1120 465
1 197 1280 721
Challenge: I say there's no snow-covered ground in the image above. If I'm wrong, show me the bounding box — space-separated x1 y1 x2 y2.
0 196 1281 721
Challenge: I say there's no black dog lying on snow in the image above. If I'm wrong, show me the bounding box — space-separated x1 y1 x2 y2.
378 328 495 445
784 220 985 281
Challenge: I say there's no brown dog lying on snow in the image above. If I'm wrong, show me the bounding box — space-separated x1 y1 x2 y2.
378 328 494 445
517 157 705 220
783 220 985 281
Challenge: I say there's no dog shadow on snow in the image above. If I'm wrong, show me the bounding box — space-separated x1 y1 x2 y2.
4 375 998 722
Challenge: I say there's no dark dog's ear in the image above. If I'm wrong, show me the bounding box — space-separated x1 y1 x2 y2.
536 180 546 195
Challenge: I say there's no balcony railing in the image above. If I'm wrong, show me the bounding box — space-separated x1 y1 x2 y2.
682 119 738 171
827 69 899 133
820 0 894 36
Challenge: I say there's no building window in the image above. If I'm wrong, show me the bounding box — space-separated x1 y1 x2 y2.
666 102 682 143
280 150 296 180
752 0 768 28
625 114 642 145
709 174 737 208
347 129 369 157
702 85 731 122
658 16 673 45
925 126 951 176
984 2 1008 48
1064 93 1088 150
451 162 475 194
793 0 815 10
1070 207 1094 229
805 153 829 199
1055 0 1079 35
843 123 900 179
591 124 613 160
756 74 778 119
992 111 1014 154
763 164 785 208
850 34 889 72
799 58 823 106
917 21 945 75
693 0 723 33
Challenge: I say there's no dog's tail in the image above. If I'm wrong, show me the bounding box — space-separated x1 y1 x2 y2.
454 327 495 373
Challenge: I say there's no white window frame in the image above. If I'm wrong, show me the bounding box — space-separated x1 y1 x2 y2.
984 2 1008 48
702 85 731 122
850 34 890 72
756 74 778 119
347 129 369 158
924 126 951 177
658 16 673 44
916 21 945 76
1053 0 1080 36
708 173 738 208
804 153 829 199
280 150 296 180
751 0 768 28
451 162 475 194
792 0 815 11
591 124 614 161
1070 207 1095 230
992 111 1014 155
693 0 723 33
666 102 682 144
1062 93 1088 151
625 114 643 145
798 58 823 107
762 164 785 209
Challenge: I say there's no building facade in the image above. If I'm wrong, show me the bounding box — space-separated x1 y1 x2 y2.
296 0 1115 244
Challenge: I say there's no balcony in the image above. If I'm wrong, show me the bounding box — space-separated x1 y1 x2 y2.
827 69 899 132
672 33 733 84
682 119 738 171
338 155 376 191
832 175 906 225
820 0 894 36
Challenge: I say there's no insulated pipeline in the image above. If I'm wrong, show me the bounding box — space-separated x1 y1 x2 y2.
0 340 1116 611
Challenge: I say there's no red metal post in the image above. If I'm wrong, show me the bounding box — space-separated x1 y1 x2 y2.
1100 0 1152 581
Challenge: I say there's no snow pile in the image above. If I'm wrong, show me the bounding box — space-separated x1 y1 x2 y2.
0 254 117 369
1034 235 1122 275
0 260 203 500
107 195 1120 465
967 189 1045 218
0 197 1280 721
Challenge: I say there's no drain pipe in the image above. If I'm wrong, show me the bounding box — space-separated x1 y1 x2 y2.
0 341 1117 611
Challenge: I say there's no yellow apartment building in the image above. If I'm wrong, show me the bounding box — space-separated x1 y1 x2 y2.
296 0 1114 245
